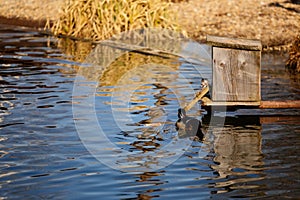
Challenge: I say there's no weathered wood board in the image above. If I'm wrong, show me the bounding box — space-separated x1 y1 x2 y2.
207 35 262 51
212 47 261 102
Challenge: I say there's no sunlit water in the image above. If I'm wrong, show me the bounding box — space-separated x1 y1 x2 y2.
0 24 299 199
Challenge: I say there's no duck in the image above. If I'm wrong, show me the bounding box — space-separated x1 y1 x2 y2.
175 108 204 140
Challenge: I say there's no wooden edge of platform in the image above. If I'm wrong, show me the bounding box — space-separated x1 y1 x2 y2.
259 100 300 109
206 35 262 51
202 101 261 107
201 100 300 109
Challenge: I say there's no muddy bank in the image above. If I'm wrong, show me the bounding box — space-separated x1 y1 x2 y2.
0 0 299 50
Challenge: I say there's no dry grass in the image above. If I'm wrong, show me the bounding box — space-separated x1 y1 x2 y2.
50 0 181 41
1 0 299 50
171 0 300 50
286 35 300 73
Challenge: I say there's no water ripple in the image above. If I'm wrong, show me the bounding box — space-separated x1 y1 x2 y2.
0 24 299 199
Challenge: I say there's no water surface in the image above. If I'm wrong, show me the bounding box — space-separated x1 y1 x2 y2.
0 24 299 199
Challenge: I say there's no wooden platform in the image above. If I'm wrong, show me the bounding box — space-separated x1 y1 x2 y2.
183 35 300 110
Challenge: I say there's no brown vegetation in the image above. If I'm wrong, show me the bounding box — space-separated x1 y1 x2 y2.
172 0 300 51
50 0 181 41
0 0 299 51
286 35 300 73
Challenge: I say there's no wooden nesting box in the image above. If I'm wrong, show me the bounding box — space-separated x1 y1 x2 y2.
206 35 262 106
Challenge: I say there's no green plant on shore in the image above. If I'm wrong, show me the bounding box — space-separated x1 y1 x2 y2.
50 0 181 41
286 35 300 73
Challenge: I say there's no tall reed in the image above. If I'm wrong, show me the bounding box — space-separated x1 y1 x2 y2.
50 0 181 41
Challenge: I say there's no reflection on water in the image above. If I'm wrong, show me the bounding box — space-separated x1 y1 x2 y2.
212 124 263 190
72 30 212 172
0 24 299 199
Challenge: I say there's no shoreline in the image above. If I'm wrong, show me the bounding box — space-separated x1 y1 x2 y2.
0 0 299 52
0 16 47 29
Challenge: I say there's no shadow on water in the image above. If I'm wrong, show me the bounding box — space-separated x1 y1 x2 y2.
0 24 299 199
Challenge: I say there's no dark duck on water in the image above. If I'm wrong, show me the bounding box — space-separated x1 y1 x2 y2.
175 108 204 140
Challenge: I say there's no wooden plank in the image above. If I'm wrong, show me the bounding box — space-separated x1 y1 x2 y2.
184 86 209 111
212 47 233 101
202 101 261 106
259 100 300 109
237 50 261 101
212 47 260 102
207 35 262 51
202 100 300 108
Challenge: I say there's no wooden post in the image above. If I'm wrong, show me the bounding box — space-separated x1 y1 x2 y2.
184 86 209 111
206 35 262 106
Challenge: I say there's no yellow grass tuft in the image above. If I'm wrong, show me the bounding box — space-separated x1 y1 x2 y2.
286 35 300 73
50 0 181 41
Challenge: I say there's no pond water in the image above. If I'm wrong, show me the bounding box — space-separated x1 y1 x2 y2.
0 24 299 199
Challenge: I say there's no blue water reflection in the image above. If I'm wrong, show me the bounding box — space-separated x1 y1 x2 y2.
0 24 299 199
